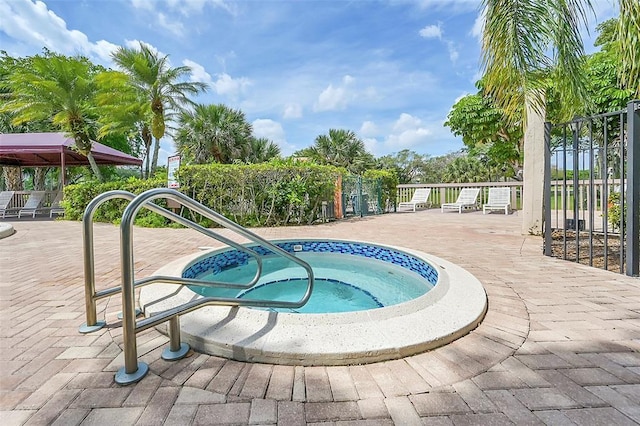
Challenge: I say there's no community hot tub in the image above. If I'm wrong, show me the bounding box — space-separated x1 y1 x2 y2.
139 239 487 365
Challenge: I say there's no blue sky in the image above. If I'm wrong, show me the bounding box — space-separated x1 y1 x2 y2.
0 0 618 166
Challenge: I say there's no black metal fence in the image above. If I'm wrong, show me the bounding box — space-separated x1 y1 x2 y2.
342 175 384 217
543 100 640 276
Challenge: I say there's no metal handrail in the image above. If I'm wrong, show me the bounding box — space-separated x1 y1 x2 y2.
79 190 267 333
116 188 314 384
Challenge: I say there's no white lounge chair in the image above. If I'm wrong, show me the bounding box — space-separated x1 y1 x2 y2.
441 188 480 213
0 191 16 218
483 187 511 214
398 188 431 212
18 191 46 218
49 191 65 218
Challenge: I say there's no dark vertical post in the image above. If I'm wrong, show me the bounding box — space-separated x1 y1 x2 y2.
588 120 595 265
603 118 609 269
573 121 580 262
544 122 553 256
619 112 625 274
357 176 364 218
626 101 640 276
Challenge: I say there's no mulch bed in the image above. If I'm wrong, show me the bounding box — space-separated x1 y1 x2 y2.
549 229 625 273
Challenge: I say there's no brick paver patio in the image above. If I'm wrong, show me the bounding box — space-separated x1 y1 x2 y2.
1 209 639 425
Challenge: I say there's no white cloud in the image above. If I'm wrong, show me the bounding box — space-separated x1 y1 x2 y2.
0 0 118 64
283 103 303 119
447 41 459 62
362 137 380 154
386 127 432 150
419 24 442 39
360 113 436 155
393 113 423 132
252 119 285 143
315 84 347 111
130 0 154 11
314 75 355 112
471 8 485 42
212 73 252 97
359 121 378 137
252 119 298 155
183 59 212 84
411 0 479 11
419 21 460 64
131 0 238 17
92 40 119 62
357 113 443 157
157 12 184 36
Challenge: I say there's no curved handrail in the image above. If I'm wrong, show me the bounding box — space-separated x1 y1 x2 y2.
80 190 265 331
118 188 314 380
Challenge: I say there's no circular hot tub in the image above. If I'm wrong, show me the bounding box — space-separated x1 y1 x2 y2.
140 239 487 365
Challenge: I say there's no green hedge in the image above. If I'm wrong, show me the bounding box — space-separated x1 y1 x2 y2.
177 162 340 227
62 177 170 226
60 163 395 228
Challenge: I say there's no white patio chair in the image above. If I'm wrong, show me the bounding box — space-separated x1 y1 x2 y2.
18 191 47 218
483 187 511 215
0 191 16 218
397 188 431 212
49 191 65 218
441 188 480 213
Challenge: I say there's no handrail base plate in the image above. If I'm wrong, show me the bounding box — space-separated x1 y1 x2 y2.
115 362 149 385
78 321 106 334
162 343 190 361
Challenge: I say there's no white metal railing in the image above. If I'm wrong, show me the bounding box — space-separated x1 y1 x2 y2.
397 179 624 215
80 188 314 385
397 182 524 210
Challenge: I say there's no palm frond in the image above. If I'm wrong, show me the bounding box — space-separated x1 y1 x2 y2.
618 0 640 96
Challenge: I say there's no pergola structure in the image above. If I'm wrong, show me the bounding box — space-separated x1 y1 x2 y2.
0 132 142 185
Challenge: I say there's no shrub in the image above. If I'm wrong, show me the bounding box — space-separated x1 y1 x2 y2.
177 161 340 227
362 169 399 209
62 177 169 226
607 192 625 232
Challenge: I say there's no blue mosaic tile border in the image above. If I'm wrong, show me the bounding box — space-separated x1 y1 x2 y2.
183 240 439 285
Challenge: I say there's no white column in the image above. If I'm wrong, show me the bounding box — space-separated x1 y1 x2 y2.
522 97 546 235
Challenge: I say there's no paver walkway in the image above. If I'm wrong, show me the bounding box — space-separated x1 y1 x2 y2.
1 210 639 425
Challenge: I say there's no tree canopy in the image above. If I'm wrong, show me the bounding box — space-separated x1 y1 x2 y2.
295 129 375 174
0 51 105 179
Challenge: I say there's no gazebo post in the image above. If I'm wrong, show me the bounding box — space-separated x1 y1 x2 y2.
60 146 66 186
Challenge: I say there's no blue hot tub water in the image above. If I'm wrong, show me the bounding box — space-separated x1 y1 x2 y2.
184 241 439 313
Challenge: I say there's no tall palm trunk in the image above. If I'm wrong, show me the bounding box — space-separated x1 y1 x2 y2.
33 168 47 190
142 125 152 179
86 152 103 181
151 136 161 176
521 94 546 235
2 167 23 190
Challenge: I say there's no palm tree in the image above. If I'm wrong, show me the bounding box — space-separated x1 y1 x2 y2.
480 0 639 234
245 137 281 163
480 0 594 234
175 104 252 164
481 0 593 121
442 156 492 183
618 0 640 97
0 52 104 180
305 129 374 174
95 70 151 175
111 42 207 177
